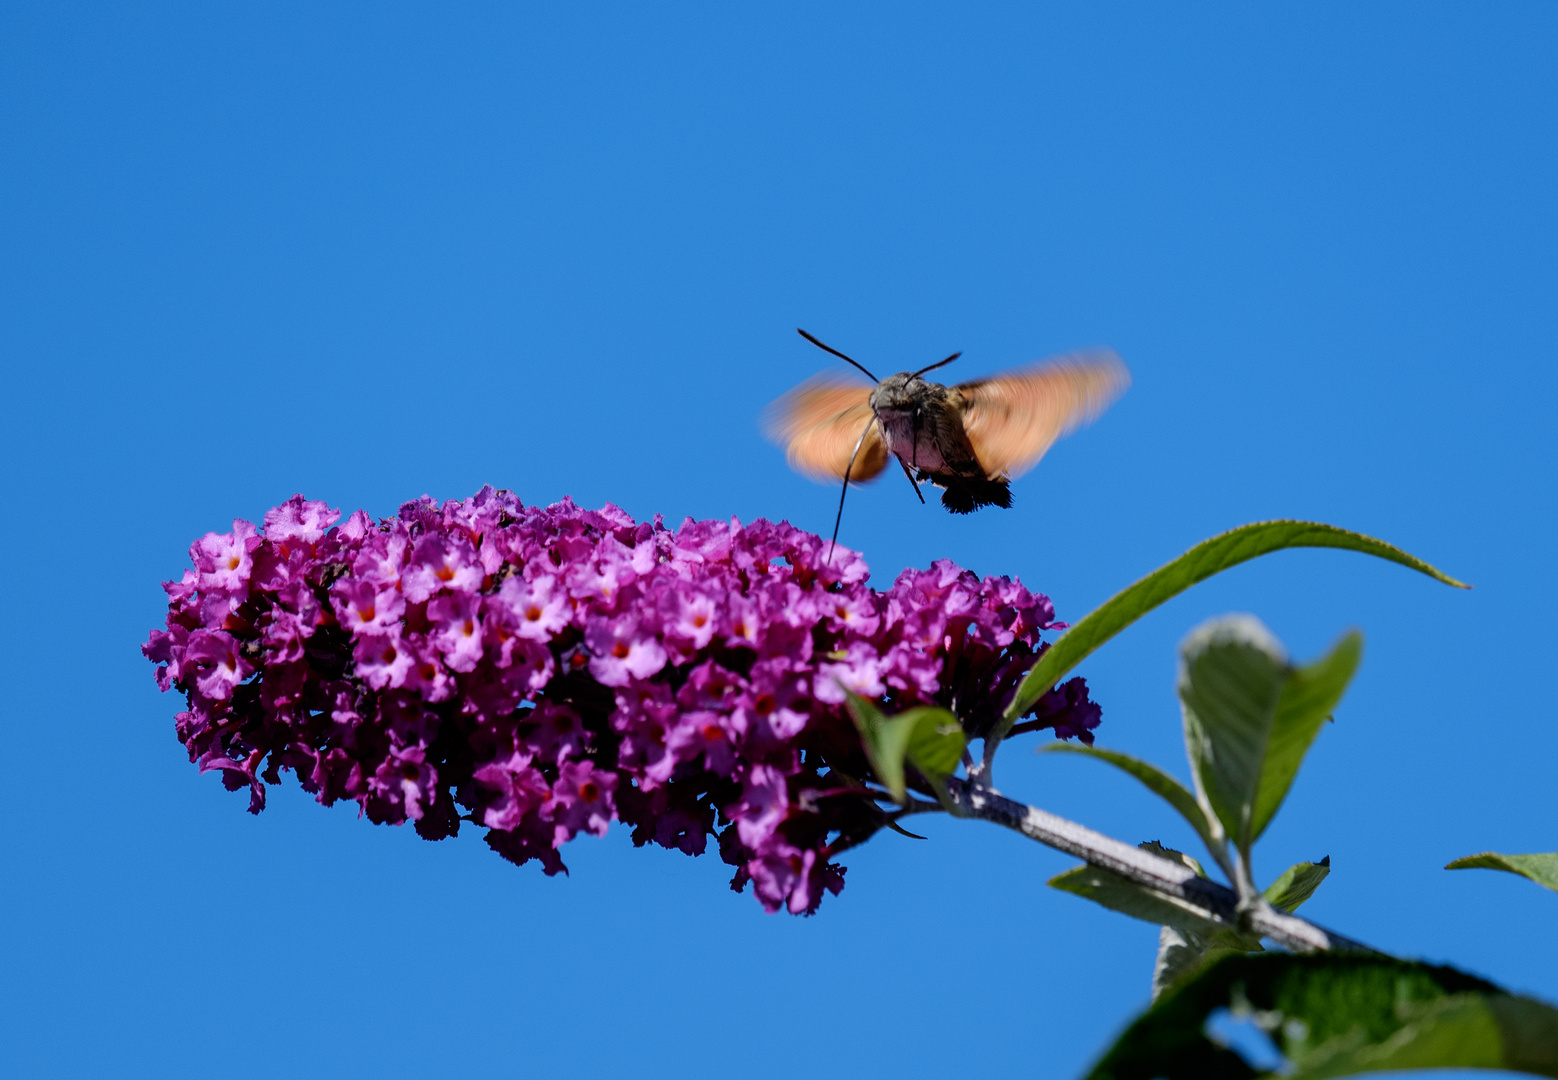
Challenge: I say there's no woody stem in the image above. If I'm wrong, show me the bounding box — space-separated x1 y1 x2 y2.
941 777 1371 955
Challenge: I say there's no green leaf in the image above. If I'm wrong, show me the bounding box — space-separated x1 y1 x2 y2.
1049 864 1228 938
1140 840 1205 878
1447 852 1558 894
843 693 964 804
844 693 906 801
1152 925 1261 1003
1131 842 1263 1001
1040 743 1223 863
1001 521 1466 730
1177 619 1360 860
1288 994 1558 1079
1178 616 1290 857
1084 953 1558 1080
902 707 966 783
1263 858 1330 913
1252 632 1362 841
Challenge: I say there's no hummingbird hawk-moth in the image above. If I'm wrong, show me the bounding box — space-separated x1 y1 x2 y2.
765 328 1129 549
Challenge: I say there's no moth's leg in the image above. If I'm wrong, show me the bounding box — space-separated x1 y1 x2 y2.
896 456 926 504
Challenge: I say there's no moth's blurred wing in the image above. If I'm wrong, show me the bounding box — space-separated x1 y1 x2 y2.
763 377 888 483
955 350 1129 479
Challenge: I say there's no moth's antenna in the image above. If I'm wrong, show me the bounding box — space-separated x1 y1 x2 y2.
828 417 878 565
798 328 880 383
912 352 961 378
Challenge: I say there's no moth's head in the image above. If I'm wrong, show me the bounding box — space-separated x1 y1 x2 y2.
869 372 925 412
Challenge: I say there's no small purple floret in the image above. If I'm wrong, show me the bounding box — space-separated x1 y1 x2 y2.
144 488 1100 914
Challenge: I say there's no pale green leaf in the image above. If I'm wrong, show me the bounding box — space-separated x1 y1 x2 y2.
1253 632 1362 841
1263 858 1330 913
1447 852 1558 894
843 693 964 804
1152 925 1261 1003
1177 615 1289 856
1138 842 1263 1001
844 693 903 800
901 706 966 783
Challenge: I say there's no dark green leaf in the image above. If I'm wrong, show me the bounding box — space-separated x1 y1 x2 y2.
1178 616 1290 855
1040 743 1221 860
1288 993 1558 1079
1049 864 1226 938
1084 953 1558 1080
1263 858 1330 913
843 693 964 804
1140 840 1205 878
1001 521 1466 730
1447 852 1558 894
1253 633 1362 841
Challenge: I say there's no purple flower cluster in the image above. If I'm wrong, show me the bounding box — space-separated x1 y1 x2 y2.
144 488 1100 914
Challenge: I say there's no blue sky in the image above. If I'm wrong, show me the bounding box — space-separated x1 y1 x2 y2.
2 4 1554 1077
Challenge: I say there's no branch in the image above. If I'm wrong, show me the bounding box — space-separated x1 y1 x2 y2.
941 777 1372 955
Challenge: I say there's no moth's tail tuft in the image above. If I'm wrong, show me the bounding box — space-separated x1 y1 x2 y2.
935 475 1012 514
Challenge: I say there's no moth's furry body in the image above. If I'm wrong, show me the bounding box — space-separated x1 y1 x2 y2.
869 374 1013 513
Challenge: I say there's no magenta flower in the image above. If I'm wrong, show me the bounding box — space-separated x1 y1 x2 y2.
333 579 405 636
263 495 341 543
583 615 669 686
144 488 1100 914
191 519 259 596
428 591 484 672
354 631 416 690
491 574 570 643
181 629 251 700
546 760 617 845
402 533 483 604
